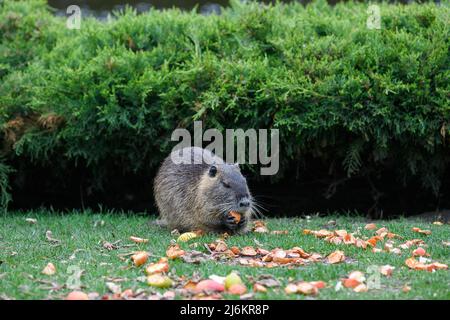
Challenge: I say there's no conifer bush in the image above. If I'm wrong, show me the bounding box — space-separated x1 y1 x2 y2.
0 0 448 210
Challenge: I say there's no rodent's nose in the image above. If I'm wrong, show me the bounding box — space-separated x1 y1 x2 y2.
238 198 250 209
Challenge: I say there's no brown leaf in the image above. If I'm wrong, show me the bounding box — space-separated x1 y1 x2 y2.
326 250 345 264
296 282 318 295
241 246 257 256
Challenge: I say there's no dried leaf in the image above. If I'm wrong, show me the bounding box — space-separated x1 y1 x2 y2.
296 282 318 295
326 250 345 264
42 263 56 276
375 227 388 236
241 246 257 256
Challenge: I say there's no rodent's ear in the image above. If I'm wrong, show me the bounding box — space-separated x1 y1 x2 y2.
208 165 217 177
233 163 240 170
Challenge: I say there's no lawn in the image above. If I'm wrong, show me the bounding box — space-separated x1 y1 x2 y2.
0 210 449 300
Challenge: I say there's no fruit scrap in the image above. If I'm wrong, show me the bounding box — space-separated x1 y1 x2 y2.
364 223 377 230
224 272 243 290
147 274 173 288
380 265 395 277
131 251 149 267
145 257 169 275
229 211 242 224
195 280 225 292
284 281 321 295
166 244 185 259
341 271 368 292
177 232 198 242
66 291 89 300
253 220 268 233
405 257 448 271
227 283 247 295
412 247 428 257
253 283 267 293
42 262 56 276
129 236 149 243
412 227 432 235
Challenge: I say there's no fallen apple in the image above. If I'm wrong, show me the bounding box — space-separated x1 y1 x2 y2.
131 251 149 267
224 272 243 290
66 291 89 300
147 274 173 288
195 280 225 292
227 283 247 295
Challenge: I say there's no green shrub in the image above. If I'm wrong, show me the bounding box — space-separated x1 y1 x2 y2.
0 0 449 209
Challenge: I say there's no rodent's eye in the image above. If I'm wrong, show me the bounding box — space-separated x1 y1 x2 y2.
222 181 231 188
208 166 217 177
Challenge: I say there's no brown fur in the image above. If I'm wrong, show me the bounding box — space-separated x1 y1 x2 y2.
153 147 252 233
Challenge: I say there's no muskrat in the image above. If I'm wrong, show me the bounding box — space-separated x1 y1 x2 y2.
153 147 253 233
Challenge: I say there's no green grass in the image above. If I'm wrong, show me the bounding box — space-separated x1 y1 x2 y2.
0 210 449 300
